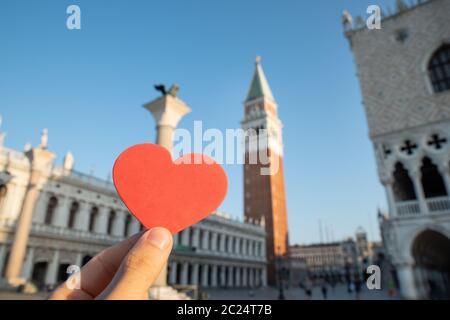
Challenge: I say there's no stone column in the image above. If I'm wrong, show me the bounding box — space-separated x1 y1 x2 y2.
180 262 188 285
54 196 71 228
219 234 225 252
0 244 7 276
192 263 199 285
261 267 267 286
227 266 233 287
169 261 177 285
202 230 209 250
227 236 233 254
235 267 241 287
211 265 218 287
249 268 255 287
75 252 82 268
181 229 190 246
130 218 141 235
383 179 398 217
144 94 192 152
256 269 261 286
5 147 55 284
438 164 450 195
112 211 126 237
234 237 240 255
94 206 109 234
45 250 60 286
173 233 179 248
242 239 247 255
32 191 49 224
396 263 418 299
211 232 218 251
220 266 226 287
76 201 90 231
21 247 34 280
201 264 209 287
410 169 428 214
242 267 248 287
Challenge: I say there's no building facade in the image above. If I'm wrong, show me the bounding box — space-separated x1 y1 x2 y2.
242 57 289 285
0 120 266 294
290 239 358 281
289 227 376 284
168 212 267 289
344 0 450 299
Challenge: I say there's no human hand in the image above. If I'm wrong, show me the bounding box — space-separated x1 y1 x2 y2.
49 227 173 300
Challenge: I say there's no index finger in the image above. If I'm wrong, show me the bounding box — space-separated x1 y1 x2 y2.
50 231 144 300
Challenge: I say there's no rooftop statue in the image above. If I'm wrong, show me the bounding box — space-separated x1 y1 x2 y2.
154 83 180 97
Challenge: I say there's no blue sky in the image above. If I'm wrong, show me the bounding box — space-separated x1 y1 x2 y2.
0 0 395 244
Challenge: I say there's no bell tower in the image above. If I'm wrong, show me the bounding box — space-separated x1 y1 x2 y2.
242 56 289 285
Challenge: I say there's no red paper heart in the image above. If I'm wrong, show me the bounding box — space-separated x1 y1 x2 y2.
112 144 228 234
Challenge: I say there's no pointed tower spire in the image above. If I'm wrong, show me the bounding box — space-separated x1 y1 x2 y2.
245 56 275 102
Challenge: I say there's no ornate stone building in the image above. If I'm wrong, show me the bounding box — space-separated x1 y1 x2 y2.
242 57 289 285
344 0 450 299
0 92 267 295
168 212 267 289
289 231 367 281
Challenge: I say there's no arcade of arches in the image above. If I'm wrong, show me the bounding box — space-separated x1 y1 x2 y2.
391 157 449 207
41 195 134 238
29 254 93 290
167 261 264 288
412 229 450 299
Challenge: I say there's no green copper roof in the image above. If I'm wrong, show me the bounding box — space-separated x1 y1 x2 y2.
245 56 275 102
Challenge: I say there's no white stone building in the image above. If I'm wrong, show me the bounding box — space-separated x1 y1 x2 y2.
168 212 267 289
289 238 359 280
344 0 450 299
0 121 266 292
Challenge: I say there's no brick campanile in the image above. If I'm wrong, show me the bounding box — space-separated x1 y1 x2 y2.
242 56 289 285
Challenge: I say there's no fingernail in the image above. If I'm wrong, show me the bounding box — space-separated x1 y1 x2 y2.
145 227 171 250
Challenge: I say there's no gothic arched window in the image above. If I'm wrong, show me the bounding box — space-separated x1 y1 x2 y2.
428 44 450 93
420 157 447 198
88 206 99 232
67 201 79 229
44 196 58 225
392 162 417 201
0 184 7 212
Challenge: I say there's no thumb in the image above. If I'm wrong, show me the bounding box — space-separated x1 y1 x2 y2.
98 227 173 300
